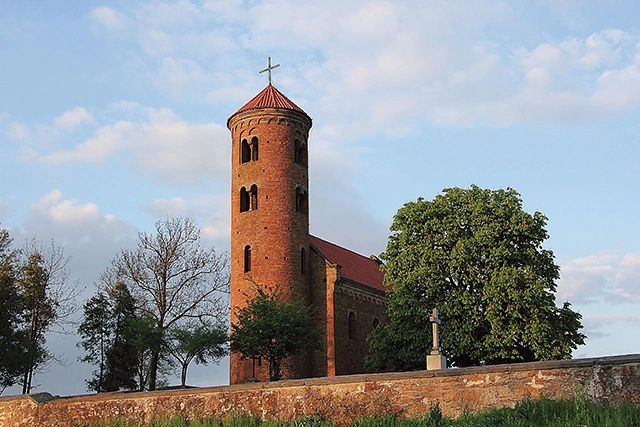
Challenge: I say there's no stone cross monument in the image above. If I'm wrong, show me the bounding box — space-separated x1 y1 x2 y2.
426 308 447 370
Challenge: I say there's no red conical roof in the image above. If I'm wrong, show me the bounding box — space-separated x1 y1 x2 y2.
227 85 310 126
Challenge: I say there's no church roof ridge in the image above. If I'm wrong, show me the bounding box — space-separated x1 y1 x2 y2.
227 85 311 126
309 235 386 292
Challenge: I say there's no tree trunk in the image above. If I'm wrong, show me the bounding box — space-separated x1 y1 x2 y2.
148 349 159 391
181 364 187 386
22 311 37 394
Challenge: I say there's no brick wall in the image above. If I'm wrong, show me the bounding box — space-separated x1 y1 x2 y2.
2 355 639 427
333 280 387 375
228 108 312 384
308 245 332 378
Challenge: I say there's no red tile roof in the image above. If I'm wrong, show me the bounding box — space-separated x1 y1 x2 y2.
227 85 311 126
310 235 386 292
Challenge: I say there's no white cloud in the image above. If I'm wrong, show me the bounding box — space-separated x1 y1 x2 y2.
37 104 230 187
558 252 640 304
141 195 231 248
0 200 11 216
581 314 639 339
592 65 640 111
7 122 29 140
155 57 212 96
40 120 134 164
31 190 104 232
89 6 133 38
143 197 189 217
53 107 97 131
25 191 135 244
87 1 640 128
18 190 138 285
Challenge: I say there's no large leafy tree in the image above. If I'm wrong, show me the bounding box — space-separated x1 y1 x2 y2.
165 321 228 386
103 282 138 392
366 186 585 371
103 217 229 390
230 286 322 381
79 282 167 393
0 228 26 394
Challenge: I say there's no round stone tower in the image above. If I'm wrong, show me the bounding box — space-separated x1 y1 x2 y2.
227 84 313 384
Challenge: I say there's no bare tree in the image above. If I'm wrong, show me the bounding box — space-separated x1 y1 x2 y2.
103 217 229 390
18 239 80 394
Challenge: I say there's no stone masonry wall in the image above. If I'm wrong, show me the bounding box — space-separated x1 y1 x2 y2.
1 355 639 427
333 281 388 376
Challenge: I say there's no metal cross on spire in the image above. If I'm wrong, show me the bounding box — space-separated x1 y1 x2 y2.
259 57 280 86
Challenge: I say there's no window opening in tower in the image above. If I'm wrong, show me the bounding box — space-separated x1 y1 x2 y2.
250 185 258 210
244 245 252 273
240 187 250 212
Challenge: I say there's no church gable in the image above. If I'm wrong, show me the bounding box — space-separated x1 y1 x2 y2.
309 235 386 293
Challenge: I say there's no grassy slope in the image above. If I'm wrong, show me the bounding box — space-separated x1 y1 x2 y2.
78 398 640 427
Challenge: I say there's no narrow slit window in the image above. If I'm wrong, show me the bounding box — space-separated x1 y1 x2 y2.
244 245 252 273
301 247 306 275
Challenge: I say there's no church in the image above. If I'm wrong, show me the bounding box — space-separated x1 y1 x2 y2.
227 69 388 384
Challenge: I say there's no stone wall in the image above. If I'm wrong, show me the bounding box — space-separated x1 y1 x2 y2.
333 280 388 376
1 355 639 427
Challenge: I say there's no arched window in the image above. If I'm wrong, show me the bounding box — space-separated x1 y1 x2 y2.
300 247 306 276
296 188 308 215
348 311 357 341
240 187 249 212
294 140 307 165
372 318 380 329
244 245 252 273
251 136 259 161
241 139 251 163
250 184 258 210
300 143 307 165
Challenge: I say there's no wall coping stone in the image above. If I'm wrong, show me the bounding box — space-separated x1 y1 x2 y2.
2 353 637 404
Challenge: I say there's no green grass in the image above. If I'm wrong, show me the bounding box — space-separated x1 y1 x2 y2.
75 398 640 427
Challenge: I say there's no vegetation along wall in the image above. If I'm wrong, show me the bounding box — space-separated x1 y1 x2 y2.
1 354 639 427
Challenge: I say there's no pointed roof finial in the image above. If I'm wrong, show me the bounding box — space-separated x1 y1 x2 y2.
259 56 280 86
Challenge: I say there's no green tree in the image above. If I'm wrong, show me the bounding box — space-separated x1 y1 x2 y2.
230 286 323 381
103 282 138 392
78 282 153 392
77 292 113 392
103 217 229 391
366 186 586 371
0 228 26 394
128 314 168 390
165 321 228 386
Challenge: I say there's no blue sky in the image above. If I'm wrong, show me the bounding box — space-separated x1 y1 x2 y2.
1 0 639 396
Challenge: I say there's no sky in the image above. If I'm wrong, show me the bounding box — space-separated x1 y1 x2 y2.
1 0 639 396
